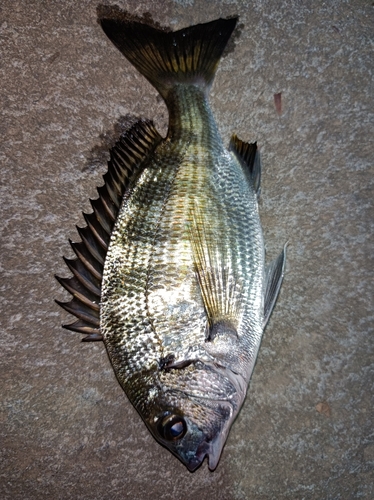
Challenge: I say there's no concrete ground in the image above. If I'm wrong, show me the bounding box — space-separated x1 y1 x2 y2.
1 1 373 499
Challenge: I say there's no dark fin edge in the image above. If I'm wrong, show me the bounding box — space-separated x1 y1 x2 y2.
56 119 162 340
230 135 261 196
263 244 287 328
99 15 238 98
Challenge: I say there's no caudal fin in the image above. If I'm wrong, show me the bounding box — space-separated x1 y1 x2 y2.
99 13 238 98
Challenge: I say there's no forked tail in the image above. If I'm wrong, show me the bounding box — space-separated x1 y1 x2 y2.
99 11 238 99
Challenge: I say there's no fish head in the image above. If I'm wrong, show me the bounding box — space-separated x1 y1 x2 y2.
148 398 235 471
145 363 247 471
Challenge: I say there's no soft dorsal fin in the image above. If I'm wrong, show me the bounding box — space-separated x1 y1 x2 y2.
56 120 162 340
188 207 244 341
230 135 261 195
263 245 287 328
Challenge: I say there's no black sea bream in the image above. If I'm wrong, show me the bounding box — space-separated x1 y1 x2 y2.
56 12 286 471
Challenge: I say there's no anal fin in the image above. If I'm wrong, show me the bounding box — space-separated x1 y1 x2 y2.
263 244 287 328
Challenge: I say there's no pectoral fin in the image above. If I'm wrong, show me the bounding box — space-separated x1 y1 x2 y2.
188 207 243 341
263 245 287 328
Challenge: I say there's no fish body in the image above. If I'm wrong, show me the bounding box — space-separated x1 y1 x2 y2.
56 13 286 471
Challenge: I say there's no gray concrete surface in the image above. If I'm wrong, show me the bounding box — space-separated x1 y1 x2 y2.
1 1 373 498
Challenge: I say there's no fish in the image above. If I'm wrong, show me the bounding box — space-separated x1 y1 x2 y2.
56 11 286 472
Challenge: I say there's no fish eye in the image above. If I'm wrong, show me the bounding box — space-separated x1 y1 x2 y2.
158 413 187 441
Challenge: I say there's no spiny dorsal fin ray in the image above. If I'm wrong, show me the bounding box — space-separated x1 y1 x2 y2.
56 299 100 326
263 244 287 328
69 239 103 280
62 257 101 296
56 119 162 340
62 319 101 337
76 225 106 265
101 170 121 208
83 212 110 246
96 185 118 220
230 135 261 195
56 275 100 308
188 206 244 341
99 15 238 98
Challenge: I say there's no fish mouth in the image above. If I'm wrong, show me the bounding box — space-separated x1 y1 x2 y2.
185 400 234 472
207 435 226 471
185 447 208 472
185 432 227 472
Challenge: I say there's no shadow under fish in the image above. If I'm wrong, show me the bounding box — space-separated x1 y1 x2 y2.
56 12 286 472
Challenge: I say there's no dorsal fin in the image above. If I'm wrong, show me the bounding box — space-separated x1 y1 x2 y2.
188 207 244 341
230 135 261 195
56 119 162 340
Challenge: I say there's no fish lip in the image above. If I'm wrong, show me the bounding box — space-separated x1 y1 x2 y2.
207 401 236 470
184 433 226 472
185 400 235 472
207 435 225 471
185 440 211 472
185 456 204 472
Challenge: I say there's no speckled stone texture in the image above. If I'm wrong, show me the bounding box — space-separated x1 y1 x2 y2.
1 1 373 499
